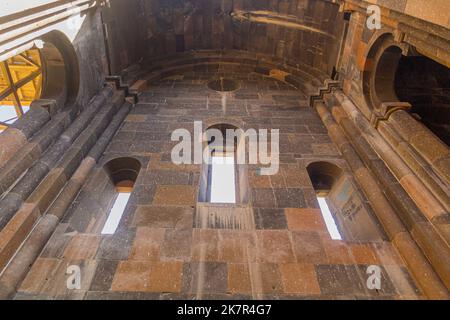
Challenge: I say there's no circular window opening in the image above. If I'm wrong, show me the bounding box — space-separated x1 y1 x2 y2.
207 79 240 92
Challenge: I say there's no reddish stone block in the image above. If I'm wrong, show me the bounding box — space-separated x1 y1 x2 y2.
218 230 258 263
130 227 165 261
279 263 321 295
350 243 380 265
228 263 252 294
153 185 197 206
291 231 327 264
285 208 327 232
256 230 295 263
322 239 354 265
111 261 152 292
148 261 183 293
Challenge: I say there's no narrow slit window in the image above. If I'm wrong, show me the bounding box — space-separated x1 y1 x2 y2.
317 196 342 240
210 154 236 204
101 192 131 235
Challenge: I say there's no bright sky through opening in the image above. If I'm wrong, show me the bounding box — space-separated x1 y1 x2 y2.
210 155 236 204
317 196 342 240
101 193 131 235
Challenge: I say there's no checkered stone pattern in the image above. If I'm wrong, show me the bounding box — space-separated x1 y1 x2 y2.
15 69 421 300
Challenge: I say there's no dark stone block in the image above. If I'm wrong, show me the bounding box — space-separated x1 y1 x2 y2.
96 229 136 260
355 265 397 297
10 161 50 201
0 193 25 229
315 264 367 296
128 184 156 206
274 188 306 208
89 260 119 292
252 188 276 208
255 208 287 230
144 170 191 185
11 107 50 139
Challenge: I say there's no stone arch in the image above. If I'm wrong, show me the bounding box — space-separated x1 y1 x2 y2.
103 157 142 191
394 51 450 146
362 33 409 110
306 161 343 193
39 30 80 108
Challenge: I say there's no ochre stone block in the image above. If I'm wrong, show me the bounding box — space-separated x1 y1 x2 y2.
153 185 197 206
26 168 67 214
130 227 165 261
130 80 148 92
279 263 321 295
285 208 326 232
321 239 354 265
0 203 40 270
111 261 153 292
148 261 183 293
349 243 380 265
132 206 193 229
228 263 252 294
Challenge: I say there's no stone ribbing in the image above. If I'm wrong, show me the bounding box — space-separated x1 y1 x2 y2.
386 110 450 188
334 91 449 224
0 86 116 230
314 101 449 299
0 86 115 197
0 90 125 272
0 112 70 196
377 119 450 213
329 91 450 292
0 107 51 168
0 102 131 299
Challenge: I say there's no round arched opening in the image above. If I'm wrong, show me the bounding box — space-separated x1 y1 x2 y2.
362 34 404 109
307 161 343 193
104 157 142 190
0 31 79 132
39 31 80 107
395 54 450 146
363 34 449 146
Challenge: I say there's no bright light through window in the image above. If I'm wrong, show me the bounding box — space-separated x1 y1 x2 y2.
101 193 131 235
0 105 30 124
317 196 342 240
210 155 236 204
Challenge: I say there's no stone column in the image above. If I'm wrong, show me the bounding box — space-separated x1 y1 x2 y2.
372 102 450 224
314 100 449 299
332 90 450 291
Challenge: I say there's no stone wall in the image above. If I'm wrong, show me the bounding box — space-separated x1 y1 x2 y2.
10 51 422 300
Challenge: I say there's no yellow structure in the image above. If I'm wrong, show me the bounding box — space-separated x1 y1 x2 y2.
0 49 42 130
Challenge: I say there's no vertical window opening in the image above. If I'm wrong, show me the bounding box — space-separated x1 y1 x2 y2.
317 194 342 240
101 157 141 235
210 152 236 204
307 161 344 241
101 192 131 235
